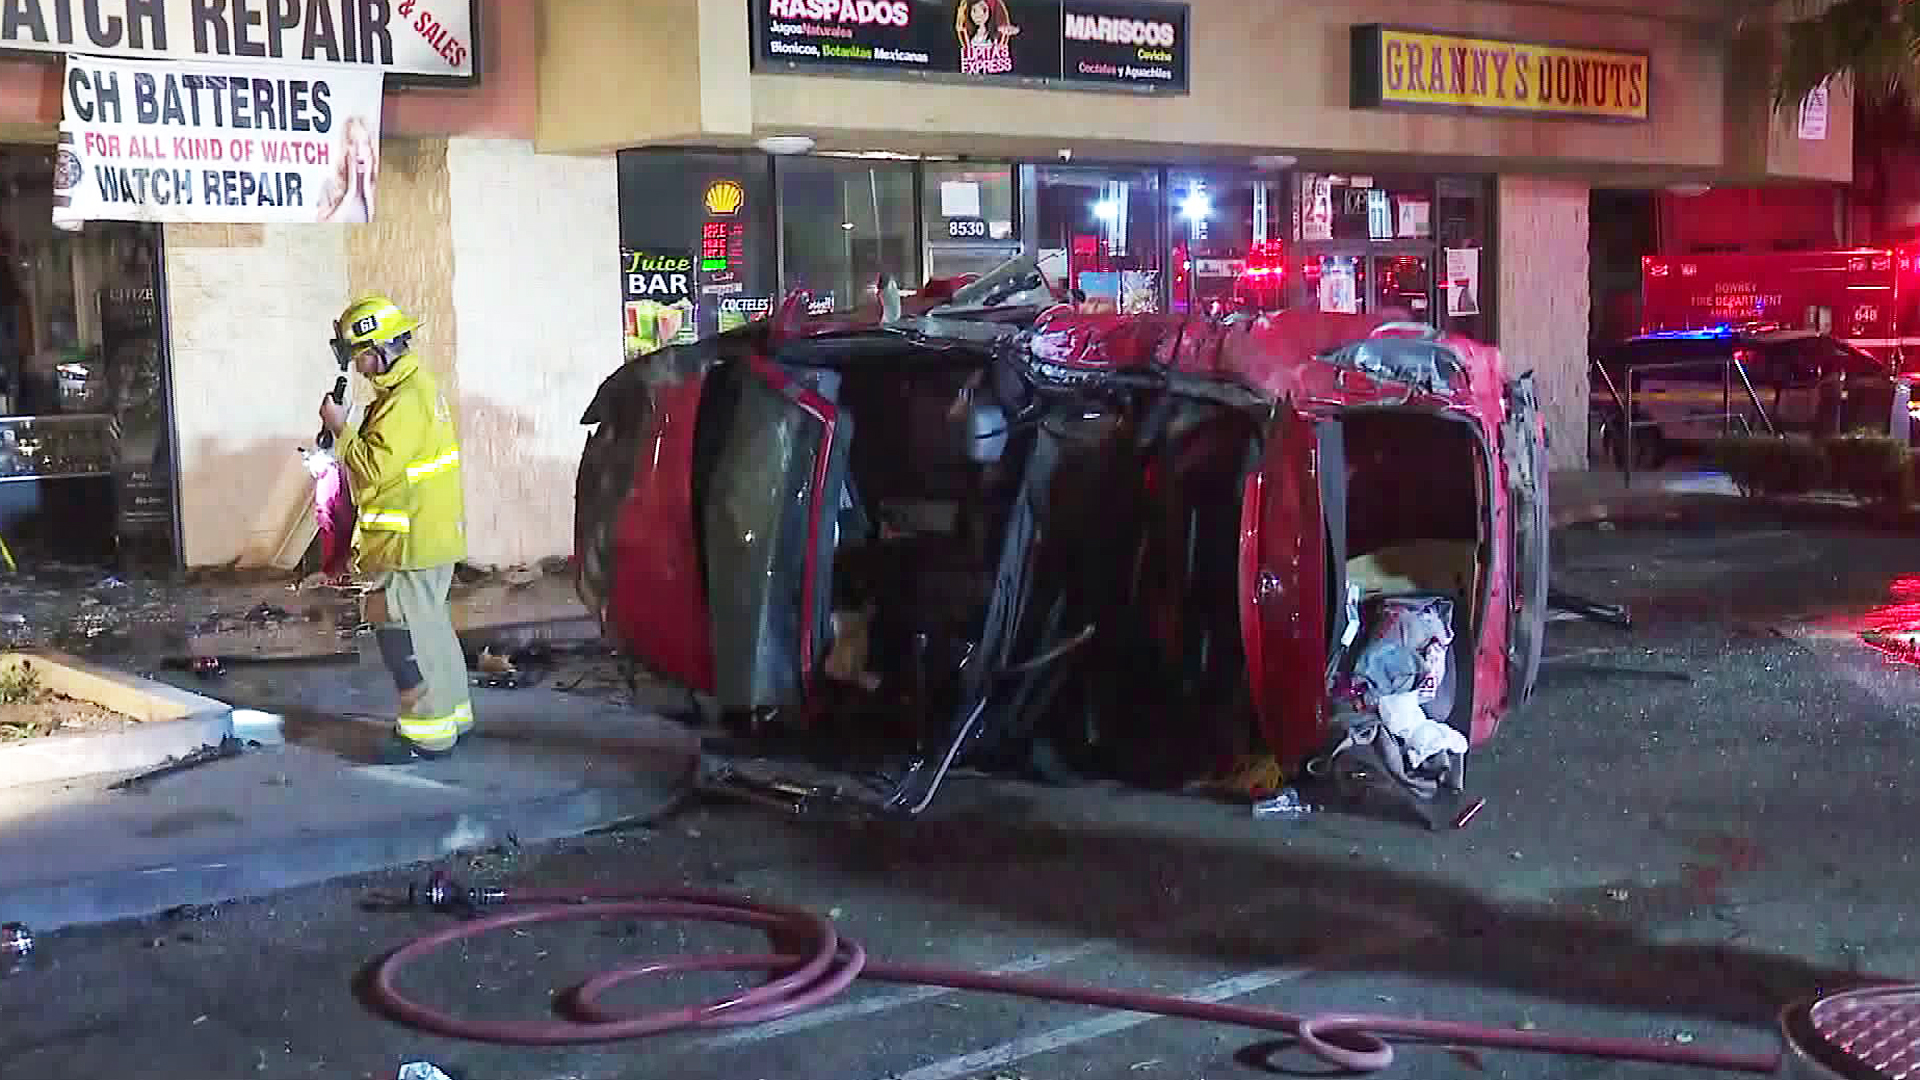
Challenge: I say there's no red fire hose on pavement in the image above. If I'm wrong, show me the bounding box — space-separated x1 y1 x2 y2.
368 877 1786 1075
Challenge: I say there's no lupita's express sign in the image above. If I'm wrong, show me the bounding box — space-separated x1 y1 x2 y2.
1 0 476 79
756 0 1189 93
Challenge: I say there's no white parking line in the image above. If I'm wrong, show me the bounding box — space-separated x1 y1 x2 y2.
872 936 1422 1080
703 942 1105 1048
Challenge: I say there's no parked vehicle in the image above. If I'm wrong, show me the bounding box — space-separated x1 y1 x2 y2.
575 258 1549 815
1589 325 1915 468
1640 247 1920 370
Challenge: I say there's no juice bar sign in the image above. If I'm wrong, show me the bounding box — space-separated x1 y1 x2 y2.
757 0 1189 93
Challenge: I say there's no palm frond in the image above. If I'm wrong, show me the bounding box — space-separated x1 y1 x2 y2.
1771 0 1920 112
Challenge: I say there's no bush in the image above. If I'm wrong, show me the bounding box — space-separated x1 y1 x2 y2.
1708 435 1830 497
1821 434 1914 505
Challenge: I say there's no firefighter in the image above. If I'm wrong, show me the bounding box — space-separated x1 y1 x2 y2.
319 295 472 760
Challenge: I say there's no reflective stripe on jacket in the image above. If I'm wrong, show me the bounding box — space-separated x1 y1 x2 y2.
336 353 467 571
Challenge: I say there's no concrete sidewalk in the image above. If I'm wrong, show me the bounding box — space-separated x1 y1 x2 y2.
1549 467 1742 528
0 647 697 933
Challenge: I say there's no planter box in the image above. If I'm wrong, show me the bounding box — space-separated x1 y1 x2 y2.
0 650 231 789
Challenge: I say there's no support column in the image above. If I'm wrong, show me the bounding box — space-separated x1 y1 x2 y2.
1497 176 1591 470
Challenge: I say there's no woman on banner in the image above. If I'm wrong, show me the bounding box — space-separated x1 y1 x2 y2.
317 116 379 223
956 0 1018 74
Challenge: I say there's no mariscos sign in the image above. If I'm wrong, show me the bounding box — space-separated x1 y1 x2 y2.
0 0 475 79
53 54 386 225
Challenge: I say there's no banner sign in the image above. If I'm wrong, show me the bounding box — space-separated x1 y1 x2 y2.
1350 25 1649 122
53 54 387 225
622 247 698 359
1 0 475 80
755 0 1188 93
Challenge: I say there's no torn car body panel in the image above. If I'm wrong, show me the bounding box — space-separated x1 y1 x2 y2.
576 258 1548 805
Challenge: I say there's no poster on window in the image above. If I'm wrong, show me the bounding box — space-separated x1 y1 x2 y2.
1303 176 1333 241
1799 81 1830 141
1366 189 1392 240
1318 257 1358 314
52 54 385 226
1120 269 1160 314
623 248 698 360
1397 197 1431 239
1076 271 1120 312
1445 247 1481 317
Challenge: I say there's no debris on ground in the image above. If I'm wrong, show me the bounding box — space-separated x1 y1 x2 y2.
475 648 516 676
1452 797 1488 829
397 1063 456 1080
108 736 247 793
1251 787 1318 819
0 922 32 966
1188 753 1285 800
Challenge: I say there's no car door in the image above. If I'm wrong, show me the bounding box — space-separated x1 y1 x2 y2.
1501 371 1549 716
1238 399 1328 771
1765 340 1823 431
698 355 851 723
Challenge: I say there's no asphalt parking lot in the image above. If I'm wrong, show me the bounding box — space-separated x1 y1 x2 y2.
5 513 1920 1080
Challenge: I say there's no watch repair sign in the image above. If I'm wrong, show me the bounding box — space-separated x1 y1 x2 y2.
1351 25 1648 122
53 54 387 225
0 0 475 80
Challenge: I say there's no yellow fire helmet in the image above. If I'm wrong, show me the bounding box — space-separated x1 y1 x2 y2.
337 294 420 348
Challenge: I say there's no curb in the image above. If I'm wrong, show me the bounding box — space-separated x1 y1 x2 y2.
1549 491 1729 529
458 616 600 655
1 650 234 790
0 713 234 790
1550 488 1920 531
0 766 697 934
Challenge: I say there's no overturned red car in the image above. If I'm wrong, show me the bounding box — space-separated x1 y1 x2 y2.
575 259 1549 819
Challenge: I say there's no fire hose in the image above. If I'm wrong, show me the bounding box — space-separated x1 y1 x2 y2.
368 874 1787 1075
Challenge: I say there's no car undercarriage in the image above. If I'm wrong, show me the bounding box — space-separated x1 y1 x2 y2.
576 260 1549 820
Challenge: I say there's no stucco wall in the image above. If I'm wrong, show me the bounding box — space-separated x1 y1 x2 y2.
163 224 347 566
446 138 622 568
345 139 462 403
165 136 617 569
535 0 1793 183
1498 176 1591 470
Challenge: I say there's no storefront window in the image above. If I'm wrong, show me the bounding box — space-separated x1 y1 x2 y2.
1299 173 1434 245
923 163 1019 285
1 144 173 567
1034 167 1164 314
618 150 776 347
779 158 918 314
1290 171 1487 331
1167 171 1289 315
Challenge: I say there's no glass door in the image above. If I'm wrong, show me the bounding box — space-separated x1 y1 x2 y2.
922 163 1020 287
1371 252 1434 322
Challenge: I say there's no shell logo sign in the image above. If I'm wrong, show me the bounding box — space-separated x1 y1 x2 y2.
704 180 746 216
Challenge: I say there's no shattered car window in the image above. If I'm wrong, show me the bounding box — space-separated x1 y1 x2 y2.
1318 328 1470 395
929 256 1057 314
